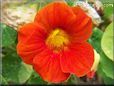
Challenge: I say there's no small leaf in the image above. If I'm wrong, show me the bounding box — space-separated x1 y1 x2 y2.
101 23 113 61
2 51 33 84
1 23 17 47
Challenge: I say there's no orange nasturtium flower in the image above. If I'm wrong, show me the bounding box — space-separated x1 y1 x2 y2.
17 2 94 83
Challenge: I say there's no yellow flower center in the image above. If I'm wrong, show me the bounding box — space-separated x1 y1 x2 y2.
46 28 69 52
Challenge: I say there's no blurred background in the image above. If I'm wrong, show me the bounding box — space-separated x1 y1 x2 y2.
0 0 114 85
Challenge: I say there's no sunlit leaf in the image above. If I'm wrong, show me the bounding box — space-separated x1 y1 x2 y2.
101 23 113 61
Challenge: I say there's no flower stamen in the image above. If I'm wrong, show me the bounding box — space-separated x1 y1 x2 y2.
46 28 69 52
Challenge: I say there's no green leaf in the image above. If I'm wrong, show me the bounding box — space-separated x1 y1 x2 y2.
1 23 17 47
27 71 46 85
0 75 8 85
18 62 33 83
101 23 113 61
2 52 33 84
104 76 114 85
97 64 114 85
0 28 2 46
89 28 103 53
89 28 114 79
100 51 114 79
65 0 75 6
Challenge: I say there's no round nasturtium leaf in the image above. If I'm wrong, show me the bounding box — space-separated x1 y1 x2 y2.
101 23 113 61
2 52 33 84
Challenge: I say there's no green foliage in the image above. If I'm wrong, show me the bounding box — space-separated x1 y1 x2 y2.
1 23 17 47
1 23 46 85
100 51 114 79
1 23 34 84
2 51 33 84
89 28 103 53
101 0 114 3
0 75 8 85
89 28 114 81
0 28 2 46
65 0 75 6
103 4 113 18
27 72 46 85
97 64 114 85
101 23 113 61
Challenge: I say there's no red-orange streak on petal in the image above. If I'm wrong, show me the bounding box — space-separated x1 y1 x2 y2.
33 49 70 83
60 42 94 77
17 23 47 64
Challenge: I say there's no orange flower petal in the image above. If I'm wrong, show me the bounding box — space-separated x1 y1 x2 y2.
17 23 47 64
60 42 94 77
68 6 93 43
35 3 92 43
33 48 70 83
34 2 76 32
